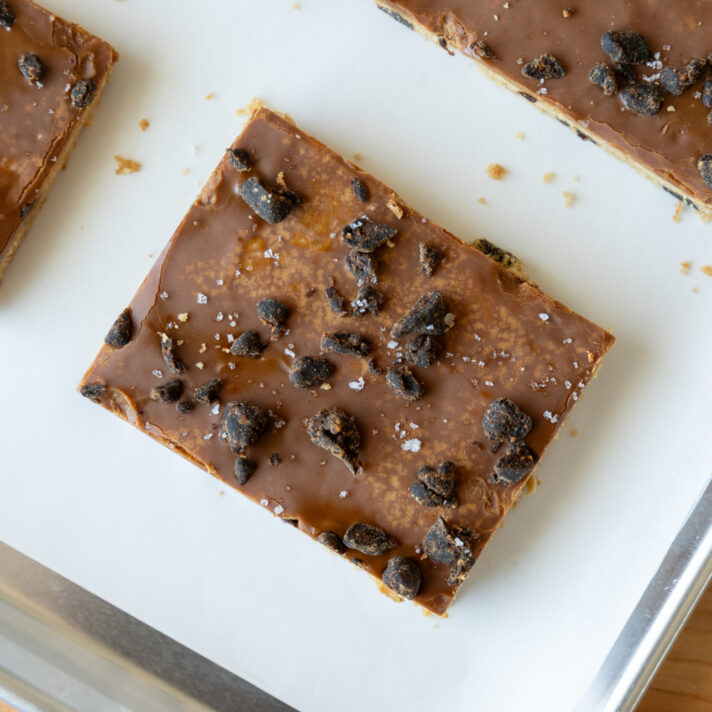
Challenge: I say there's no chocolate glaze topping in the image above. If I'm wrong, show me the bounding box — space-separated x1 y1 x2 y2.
80 108 613 615
378 0 712 209
0 0 117 256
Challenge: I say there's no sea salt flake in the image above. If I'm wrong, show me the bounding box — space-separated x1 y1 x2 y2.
387 340 399 349
203 432 213 440
349 377 365 391
197 293 208 304
401 439 421 452
339 490 349 499
152 369 163 378
539 313 550 322
274 505 284 516
284 348 296 358
260 498 269 507
543 410 559 424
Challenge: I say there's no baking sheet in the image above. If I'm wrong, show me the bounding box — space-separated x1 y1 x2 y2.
1 1 712 710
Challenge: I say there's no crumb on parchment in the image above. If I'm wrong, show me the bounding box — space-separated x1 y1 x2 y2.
477 197 487 204
487 163 507 180
114 156 141 175
570 428 579 437
680 261 691 275
562 191 575 207
236 97 264 117
542 171 555 184
673 201 684 223
139 118 149 131
702 265 712 277
515 131 525 140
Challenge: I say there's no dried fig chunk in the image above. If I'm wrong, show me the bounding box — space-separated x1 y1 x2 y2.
104 308 133 348
70 79 97 109
382 556 421 599
342 216 396 252
661 58 707 96
176 400 193 414
703 80 712 109
418 461 456 498
160 332 186 374
234 457 257 485
80 383 105 402
227 148 251 172
351 178 370 203
219 401 272 455
307 407 361 474
256 298 289 337
351 285 384 316
231 330 266 358
601 31 653 65
18 53 44 85
493 441 539 485
194 378 222 404
345 250 377 282
589 63 618 95
419 243 442 279
390 291 446 339
150 379 183 402
698 154 712 189
405 334 439 368
521 54 565 80
482 398 532 442
321 332 371 358
423 517 477 587
409 481 445 507
325 286 347 315
0 1 15 27
386 365 424 401
471 39 496 60
289 356 334 388
621 83 663 115
343 523 395 556
318 531 346 554
239 176 293 224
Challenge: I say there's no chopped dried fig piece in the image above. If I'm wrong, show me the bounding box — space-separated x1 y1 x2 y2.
325 286 347 315
620 83 663 115
471 39 496 60
307 407 361 474
193 378 222 404
219 401 272 455
473 238 524 275
80 383 105 402
703 80 712 108
321 332 372 358
698 155 712 189
382 556 421 600
345 250 377 282
351 178 370 203
289 356 334 388
18 53 44 85
0 1 15 27
231 330 266 358
601 31 653 65
150 379 183 402
256 298 290 337
521 54 565 80
390 291 446 339
589 63 618 95
409 481 445 507
661 58 707 96
317 531 346 554
423 516 459 564
419 243 442 279
176 400 193 414
483 398 533 442
405 334 439 368
351 285 384 316
104 308 133 348
418 461 456 498
239 176 293 224
70 79 97 109
160 332 186 374
342 216 396 253
493 441 539 485
386 365 424 401
234 457 257 485
343 523 395 556
227 148 251 172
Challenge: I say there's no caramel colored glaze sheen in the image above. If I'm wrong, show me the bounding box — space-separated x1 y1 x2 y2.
80 108 614 615
379 0 712 209
0 0 117 254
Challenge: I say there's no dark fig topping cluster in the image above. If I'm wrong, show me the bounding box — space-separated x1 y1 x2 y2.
104 308 133 348
600 31 652 65
382 556 421 599
351 178 370 203
317 531 346 554
343 523 395 556
588 63 618 96
620 83 663 116
345 250 377 282
227 147 251 172
419 243 442 279
234 457 257 486
289 356 334 389
219 401 272 455
150 379 183 403
423 517 477 587
324 286 347 315
70 79 97 109
404 333 439 368
342 217 396 252
18 53 45 86
193 378 222 405
160 332 186 374
521 54 565 80
351 285 384 316
409 461 457 508
80 383 106 402
256 298 290 338
239 176 293 224
0 1 15 28
661 58 707 96
391 291 446 339
471 39 496 60
321 331 371 358
386 364 424 401
307 407 361 474
231 330 266 358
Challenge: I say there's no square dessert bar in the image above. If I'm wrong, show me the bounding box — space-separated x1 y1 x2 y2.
376 1 712 217
0 0 117 283
80 107 614 615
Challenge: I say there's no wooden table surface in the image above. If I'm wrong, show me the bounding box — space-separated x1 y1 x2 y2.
637 582 712 711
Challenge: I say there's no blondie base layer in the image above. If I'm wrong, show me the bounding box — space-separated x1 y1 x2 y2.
80 107 614 615
0 0 117 284
376 0 712 218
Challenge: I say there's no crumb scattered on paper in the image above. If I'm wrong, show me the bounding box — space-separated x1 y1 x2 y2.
477 196 487 204
562 191 575 207
181 168 190 175
139 118 149 131
114 156 141 175
701 265 712 277
386 194 404 219
680 261 691 275
292 2 301 7
353 152 363 161
570 428 579 438
542 171 555 184
205 92 215 101
487 163 507 180
693 286 700 293
572 175 580 182
515 131 525 140
236 97 263 117
673 201 684 223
